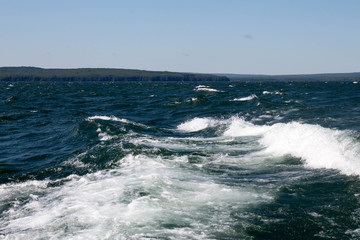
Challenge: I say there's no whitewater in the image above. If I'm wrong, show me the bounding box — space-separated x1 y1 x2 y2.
1 81 360 239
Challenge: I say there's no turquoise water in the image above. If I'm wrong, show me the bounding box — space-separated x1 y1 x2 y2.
1 81 360 239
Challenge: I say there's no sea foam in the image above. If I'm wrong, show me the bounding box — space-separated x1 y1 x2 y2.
232 94 258 101
177 116 360 176
177 117 221 132
87 115 129 123
259 122 360 175
263 91 283 95
194 85 221 92
86 115 149 129
0 154 268 239
223 118 360 176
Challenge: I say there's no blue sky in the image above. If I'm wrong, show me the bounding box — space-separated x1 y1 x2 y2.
1 0 359 74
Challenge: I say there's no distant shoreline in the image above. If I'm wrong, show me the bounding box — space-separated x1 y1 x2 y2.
0 67 229 82
217 72 360 82
1 67 360 82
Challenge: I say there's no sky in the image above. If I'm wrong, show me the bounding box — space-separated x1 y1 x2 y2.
0 0 359 75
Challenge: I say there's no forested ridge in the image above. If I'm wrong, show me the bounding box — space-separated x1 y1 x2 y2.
2 67 360 82
0 67 229 82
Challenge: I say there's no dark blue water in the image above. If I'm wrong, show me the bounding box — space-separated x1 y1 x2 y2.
1 81 360 239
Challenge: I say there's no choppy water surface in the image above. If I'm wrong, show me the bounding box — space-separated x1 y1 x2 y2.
1 81 360 239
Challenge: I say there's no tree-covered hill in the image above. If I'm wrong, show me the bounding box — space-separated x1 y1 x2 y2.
2 67 360 82
0 67 229 82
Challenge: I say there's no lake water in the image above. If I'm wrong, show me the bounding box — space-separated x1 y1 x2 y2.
1 81 360 239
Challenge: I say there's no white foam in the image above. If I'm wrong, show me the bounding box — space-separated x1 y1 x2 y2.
222 117 360 176
0 154 269 239
186 97 198 103
129 135 258 155
223 117 269 137
194 85 221 92
232 94 257 101
346 228 360 238
260 123 360 175
177 117 221 132
0 180 50 202
87 115 129 123
87 115 149 129
98 131 114 141
95 127 114 141
263 91 283 95
177 116 360 176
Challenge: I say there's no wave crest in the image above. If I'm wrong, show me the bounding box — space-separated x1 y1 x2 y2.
178 116 360 176
232 94 258 102
194 85 221 92
223 118 360 175
177 117 220 132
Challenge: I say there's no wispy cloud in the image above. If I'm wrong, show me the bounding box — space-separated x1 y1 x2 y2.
244 34 254 39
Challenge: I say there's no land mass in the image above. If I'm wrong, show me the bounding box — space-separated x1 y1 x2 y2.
1 67 360 82
219 72 360 82
0 67 229 82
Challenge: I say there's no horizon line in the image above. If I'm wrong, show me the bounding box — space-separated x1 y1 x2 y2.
1 65 359 77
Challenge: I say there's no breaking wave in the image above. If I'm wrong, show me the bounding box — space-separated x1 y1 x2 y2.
231 94 258 101
0 153 270 239
194 85 222 92
178 116 360 176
